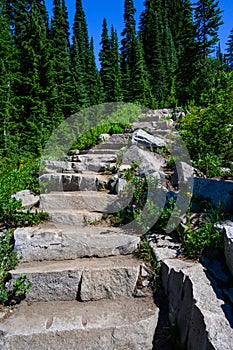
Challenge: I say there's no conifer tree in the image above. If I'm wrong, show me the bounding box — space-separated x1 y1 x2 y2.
139 0 166 104
129 37 155 107
86 37 104 105
99 20 122 102
7 0 57 154
72 0 98 106
50 0 73 119
226 28 233 70
110 25 122 101
194 0 223 59
120 0 137 101
99 18 112 101
0 2 20 153
174 0 198 104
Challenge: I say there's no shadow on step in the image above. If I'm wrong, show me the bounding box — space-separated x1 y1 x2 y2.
153 288 182 350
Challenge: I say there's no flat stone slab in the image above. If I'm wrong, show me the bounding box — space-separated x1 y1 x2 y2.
40 191 132 213
14 223 140 262
160 258 233 350
40 173 110 192
0 298 158 350
46 209 103 226
11 256 140 302
11 190 39 208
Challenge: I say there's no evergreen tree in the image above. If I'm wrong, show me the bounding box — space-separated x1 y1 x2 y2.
129 37 155 107
226 28 233 70
0 2 20 153
162 3 178 104
70 40 89 110
120 0 137 100
139 0 166 104
175 0 198 104
99 20 122 102
72 0 98 106
99 18 112 101
194 0 223 59
7 0 57 154
109 25 122 101
86 37 104 105
50 0 73 119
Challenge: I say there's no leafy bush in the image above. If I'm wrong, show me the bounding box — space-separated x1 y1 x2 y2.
180 71 233 177
72 122 130 151
0 229 31 305
0 154 48 227
177 206 225 259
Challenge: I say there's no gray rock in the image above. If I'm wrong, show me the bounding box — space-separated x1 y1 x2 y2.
115 177 128 194
11 256 141 302
14 224 140 262
98 133 111 142
39 191 132 214
132 129 166 148
224 225 233 276
0 298 158 350
11 190 39 208
39 173 99 192
80 257 140 301
122 145 166 174
46 209 103 226
171 161 194 189
159 258 233 350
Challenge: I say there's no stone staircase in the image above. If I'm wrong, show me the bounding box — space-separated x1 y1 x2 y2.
0 119 169 349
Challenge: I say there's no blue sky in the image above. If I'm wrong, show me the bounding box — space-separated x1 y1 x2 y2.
45 0 233 64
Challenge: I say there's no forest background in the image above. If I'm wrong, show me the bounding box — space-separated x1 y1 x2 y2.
0 0 232 201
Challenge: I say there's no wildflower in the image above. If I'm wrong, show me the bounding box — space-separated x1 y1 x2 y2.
132 204 136 209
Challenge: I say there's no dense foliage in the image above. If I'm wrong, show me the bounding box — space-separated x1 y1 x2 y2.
0 0 232 157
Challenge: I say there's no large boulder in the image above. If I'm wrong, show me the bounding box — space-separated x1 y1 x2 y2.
132 129 166 148
11 190 39 208
122 144 166 178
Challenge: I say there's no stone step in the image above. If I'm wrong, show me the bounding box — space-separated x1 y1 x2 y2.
78 154 117 163
39 173 110 192
14 223 140 262
84 148 121 155
0 297 158 350
46 209 103 226
11 255 142 302
40 191 131 212
42 161 117 174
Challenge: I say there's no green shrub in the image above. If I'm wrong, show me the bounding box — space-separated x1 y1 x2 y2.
72 122 130 151
0 229 31 305
0 154 47 227
180 72 233 177
178 206 225 259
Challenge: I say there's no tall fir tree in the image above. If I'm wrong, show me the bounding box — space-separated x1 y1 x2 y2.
86 37 104 106
110 25 122 101
194 0 223 59
120 0 137 101
226 28 233 70
99 18 113 102
129 36 155 107
174 0 198 104
0 1 20 153
8 0 57 154
99 20 122 102
139 0 166 105
72 0 89 74
50 0 73 119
